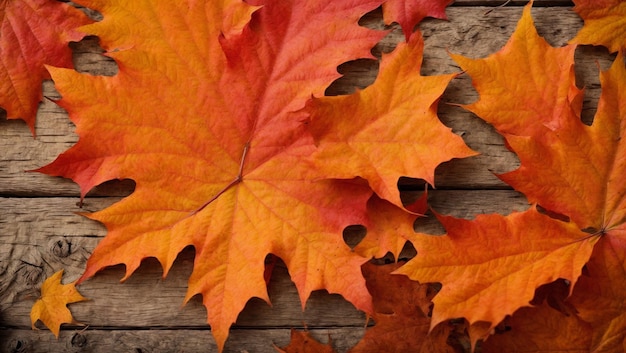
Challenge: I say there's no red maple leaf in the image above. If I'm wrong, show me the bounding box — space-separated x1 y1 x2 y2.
382 0 454 39
0 0 91 133
37 0 477 348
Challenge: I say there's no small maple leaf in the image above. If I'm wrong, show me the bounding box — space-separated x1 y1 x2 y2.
570 0 626 53
30 270 88 338
37 0 392 350
275 329 337 353
396 208 595 345
0 0 91 133
307 31 476 210
350 262 461 353
382 0 453 40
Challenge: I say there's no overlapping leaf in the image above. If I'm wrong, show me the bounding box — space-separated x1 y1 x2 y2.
382 0 453 39
481 302 592 353
570 0 626 52
397 208 595 342
350 262 460 353
569 237 626 353
38 0 392 349
275 329 337 353
307 32 476 209
454 1 626 255
440 1 626 348
0 0 91 133
30 270 88 337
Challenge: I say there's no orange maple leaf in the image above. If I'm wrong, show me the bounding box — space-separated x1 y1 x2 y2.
275 329 337 353
382 0 453 39
397 208 595 345
350 262 461 353
452 1 626 237
570 0 626 53
37 0 393 350
307 32 476 210
0 0 91 133
30 270 88 338
446 1 626 348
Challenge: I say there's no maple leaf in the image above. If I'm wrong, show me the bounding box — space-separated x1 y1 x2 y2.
0 0 91 133
349 262 461 353
307 31 476 209
382 0 453 40
449 1 626 348
30 270 88 338
452 2 626 236
453 0 626 269
37 0 389 350
274 329 337 353
396 208 595 344
570 0 626 53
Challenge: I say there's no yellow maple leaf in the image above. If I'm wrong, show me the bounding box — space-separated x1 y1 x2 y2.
30 270 88 337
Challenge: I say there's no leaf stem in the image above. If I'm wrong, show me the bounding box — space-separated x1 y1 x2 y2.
190 141 250 216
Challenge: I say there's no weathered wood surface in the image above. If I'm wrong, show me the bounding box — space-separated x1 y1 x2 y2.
0 2 616 352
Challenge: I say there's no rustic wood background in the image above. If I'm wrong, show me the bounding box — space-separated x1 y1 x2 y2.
0 0 615 352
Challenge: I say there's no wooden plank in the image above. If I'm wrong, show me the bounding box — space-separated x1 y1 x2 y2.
0 327 364 353
453 0 573 5
0 190 528 330
0 7 613 196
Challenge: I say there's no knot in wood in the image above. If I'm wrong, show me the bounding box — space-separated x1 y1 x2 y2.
49 237 72 258
7 339 28 353
71 332 88 347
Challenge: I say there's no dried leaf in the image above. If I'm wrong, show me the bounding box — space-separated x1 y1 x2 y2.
30 270 88 337
350 262 461 353
275 329 337 353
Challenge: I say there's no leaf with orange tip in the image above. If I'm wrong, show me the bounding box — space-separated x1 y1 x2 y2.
396 208 596 342
570 0 626 53
0 0 91 133
307 31 476 209
350 262 462 353
275 329 337 353
37 0 389 350
30 270 88 338
382 0 453 40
